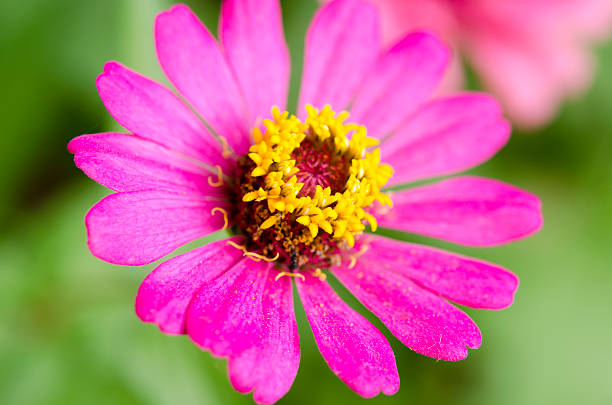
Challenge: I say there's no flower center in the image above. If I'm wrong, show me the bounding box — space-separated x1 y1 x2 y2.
292 136 349 195
232 105 393 271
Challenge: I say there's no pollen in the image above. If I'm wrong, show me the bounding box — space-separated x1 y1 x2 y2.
232 105 393 271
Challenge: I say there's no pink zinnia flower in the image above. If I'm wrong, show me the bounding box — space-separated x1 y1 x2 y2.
68 0 543 403
360 0 612 128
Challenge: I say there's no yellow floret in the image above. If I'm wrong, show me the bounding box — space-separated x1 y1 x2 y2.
243 105 393 247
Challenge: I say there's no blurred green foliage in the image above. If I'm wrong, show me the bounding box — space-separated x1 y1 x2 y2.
1 0 612 404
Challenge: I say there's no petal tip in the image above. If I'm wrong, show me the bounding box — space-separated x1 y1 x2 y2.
66 135 83 154
491 270 520 311
96 60 122 88
102 60 122 74
155 3 195 30
84 208 131 266
407 30 451 61
84 193 160 266
158 3 190 18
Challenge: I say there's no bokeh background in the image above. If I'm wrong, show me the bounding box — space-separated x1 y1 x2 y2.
2 0 612 404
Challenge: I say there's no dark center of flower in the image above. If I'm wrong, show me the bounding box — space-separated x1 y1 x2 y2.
229 106 393 275
292 136 350 196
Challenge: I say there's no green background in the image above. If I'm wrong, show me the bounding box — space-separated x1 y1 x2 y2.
2 0 611 404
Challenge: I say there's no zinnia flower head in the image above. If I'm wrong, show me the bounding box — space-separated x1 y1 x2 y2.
357 0 612 128
68 0 543 403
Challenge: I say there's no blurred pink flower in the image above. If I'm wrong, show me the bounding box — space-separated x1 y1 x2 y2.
362 0 612 128
68 0 542 403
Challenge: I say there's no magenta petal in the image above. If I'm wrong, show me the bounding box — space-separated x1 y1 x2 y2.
382 93 510 185
466 19 594 128
155 5 251 155
351 32 450 139
86 191 231 265
333 261 481 361
362 236 519 309
380 176 543 246
219 0 290 123
298 0 380 114
96 61 230 171
68 132 229 197
186 260 299 404
296 273 399 398
135 237 245 334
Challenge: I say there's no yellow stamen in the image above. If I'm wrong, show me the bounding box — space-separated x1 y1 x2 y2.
363 212 377 232
348 245 369 269
226 241 279 262
218 136 233 159
313 268 327 281
251 167 267 177
260 215 279 230
226 240 248 253
211 207 229 230
244 251 280 262
275 272 306 282
207 165 224 187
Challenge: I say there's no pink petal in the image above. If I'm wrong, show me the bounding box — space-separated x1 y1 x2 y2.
155 5 251 155
381 93 510 185
437 55 465 94
380 176 543 247
466 34 585 128
186 260 299 404
332 260 482 361
135 237 245 334
365 0 458 46
96 61 231 171
361 235 519 309
298 0 380 114
296 273 399 398
68 132 229 198
219 0 290 123
456 0 610 128
469 35 568 127
86 191 230 265
559 0 612 39
351 32 450 139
